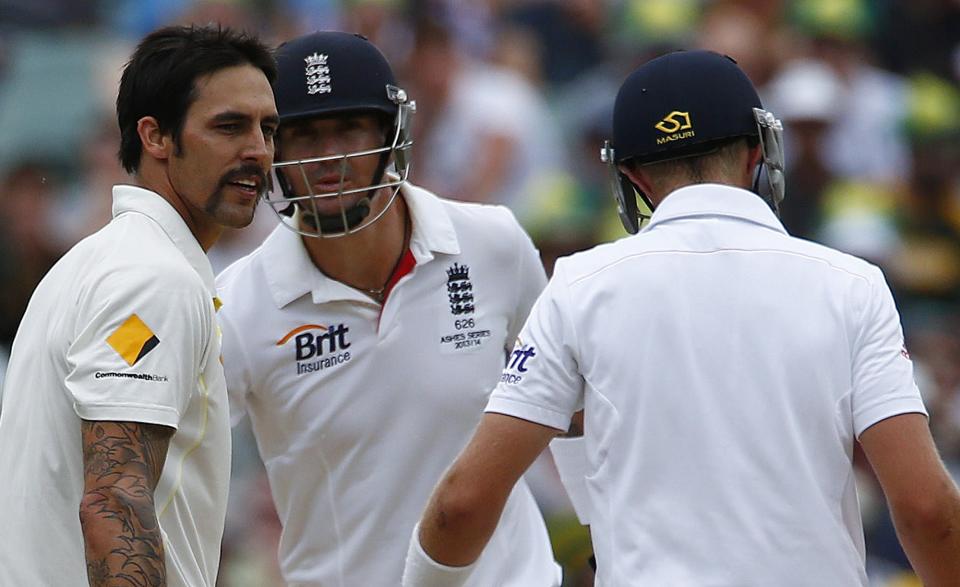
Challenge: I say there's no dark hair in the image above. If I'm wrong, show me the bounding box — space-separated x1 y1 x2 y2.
116 25 277 173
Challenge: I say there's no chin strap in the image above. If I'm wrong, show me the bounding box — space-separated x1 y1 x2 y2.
303 198 372 233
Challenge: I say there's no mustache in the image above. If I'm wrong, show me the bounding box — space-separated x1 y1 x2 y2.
218 164 271 193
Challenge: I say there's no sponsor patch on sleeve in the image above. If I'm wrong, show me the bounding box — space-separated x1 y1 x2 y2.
106 313 160 366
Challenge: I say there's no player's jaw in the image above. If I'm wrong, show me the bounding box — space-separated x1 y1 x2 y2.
207 163 269 228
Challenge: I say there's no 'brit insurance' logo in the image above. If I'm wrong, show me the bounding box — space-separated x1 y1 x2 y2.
500 340 536 385
277 323 352 376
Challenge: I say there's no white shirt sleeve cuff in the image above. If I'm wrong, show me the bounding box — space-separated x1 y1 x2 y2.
855 397 928 438
73 401 181 429
484 395 571 431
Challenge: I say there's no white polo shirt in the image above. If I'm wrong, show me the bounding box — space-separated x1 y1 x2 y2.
0 185 231 587
486 184 927 586
216 182 561 586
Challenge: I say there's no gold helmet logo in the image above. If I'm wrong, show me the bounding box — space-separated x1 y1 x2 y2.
655 111 692 134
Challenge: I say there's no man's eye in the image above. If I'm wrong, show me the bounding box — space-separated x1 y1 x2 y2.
218 123 240 132
263 125 278 138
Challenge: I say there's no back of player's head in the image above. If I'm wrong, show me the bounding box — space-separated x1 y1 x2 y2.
611 50 762 166
116 25 277 174
273 31 400 128
601 50 785 234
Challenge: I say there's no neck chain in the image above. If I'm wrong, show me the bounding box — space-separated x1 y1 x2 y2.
362 212 411 303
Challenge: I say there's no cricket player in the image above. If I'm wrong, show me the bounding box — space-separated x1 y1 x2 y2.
215 31 561 586
404 50 960 586
0 25 278 586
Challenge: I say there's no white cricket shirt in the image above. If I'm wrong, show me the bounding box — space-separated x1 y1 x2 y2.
0 186 231 587
486 184 927 586
216 182 561 586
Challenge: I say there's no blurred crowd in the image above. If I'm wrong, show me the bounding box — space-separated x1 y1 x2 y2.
1 0 958 585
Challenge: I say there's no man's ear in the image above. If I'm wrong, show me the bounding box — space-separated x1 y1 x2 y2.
619 162 655 201
137 116 173 162
746 142 763 176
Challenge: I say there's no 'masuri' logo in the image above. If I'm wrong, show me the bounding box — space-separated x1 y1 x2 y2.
277 323 351 375
655 111 692 133
447 263 475 315
654 111 695 145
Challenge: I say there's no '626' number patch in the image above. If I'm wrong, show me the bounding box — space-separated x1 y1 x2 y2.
439 315 491 354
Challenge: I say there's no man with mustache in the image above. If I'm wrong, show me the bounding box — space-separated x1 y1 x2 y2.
0 25 278 586
215 31 561 586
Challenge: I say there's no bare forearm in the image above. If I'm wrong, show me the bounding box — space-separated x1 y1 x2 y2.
419 474 510 567
80 420 172 587
419 415 560 566
81 491 165 586
894 493 960 586
859 415 960 586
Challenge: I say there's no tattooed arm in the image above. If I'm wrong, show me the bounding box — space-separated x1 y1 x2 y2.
79 421 174 587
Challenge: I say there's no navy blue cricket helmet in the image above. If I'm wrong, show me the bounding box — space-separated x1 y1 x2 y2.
265 31 416 237
600 50 785 234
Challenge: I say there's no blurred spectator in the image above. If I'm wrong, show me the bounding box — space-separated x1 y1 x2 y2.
816 179 900 266
0 0 99 28
272 0 342 40
517 101 616 275
0 32 105 172
56 114 126 248
102 0 191 38
614 0 701 49
340 0 411 63
766 58 844 239
697 0 786 87
504 0 608 89
0 161 64 348
872 0 960 83
489 23 544 86
404 17 563 209
793 0 912 183
175 0 259 32
885 74 960 321
409 0 498 57
911 322 960 464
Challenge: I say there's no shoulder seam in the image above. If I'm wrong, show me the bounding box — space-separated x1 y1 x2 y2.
568 248 874 287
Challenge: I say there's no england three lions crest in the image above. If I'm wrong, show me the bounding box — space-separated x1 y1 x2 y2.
439 262 490 354
304 52 331 95
446 263 474 315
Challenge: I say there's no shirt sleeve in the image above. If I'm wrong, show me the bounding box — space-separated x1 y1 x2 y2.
486 260 584 431
507 211 548 347
65 265 211 429
217 304 252 427
851 266 927 437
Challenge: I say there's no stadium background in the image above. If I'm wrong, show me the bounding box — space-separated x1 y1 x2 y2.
0 0 957 585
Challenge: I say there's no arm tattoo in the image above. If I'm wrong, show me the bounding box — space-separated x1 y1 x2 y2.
80 421 173 587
